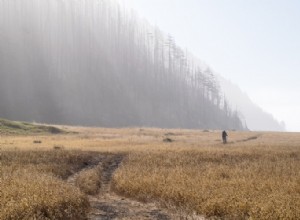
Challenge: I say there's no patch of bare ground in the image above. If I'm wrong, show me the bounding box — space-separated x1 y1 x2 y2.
88 194 204 220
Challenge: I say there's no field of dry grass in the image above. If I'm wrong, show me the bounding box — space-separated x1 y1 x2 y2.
1 121 300 219
0 150 96 219
113 147 300 219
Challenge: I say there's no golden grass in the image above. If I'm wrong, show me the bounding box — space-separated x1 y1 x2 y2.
1 150 97 219
76 167 102 195
1 126 300 219
1 167 88 220
113 146 300 219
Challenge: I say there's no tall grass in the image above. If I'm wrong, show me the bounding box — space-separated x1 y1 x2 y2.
75 167 102 195
112 147 300 219
1 167 89 220
0 150 96 219
1 126 300 219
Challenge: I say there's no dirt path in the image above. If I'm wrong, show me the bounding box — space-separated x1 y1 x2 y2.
68 154 205 220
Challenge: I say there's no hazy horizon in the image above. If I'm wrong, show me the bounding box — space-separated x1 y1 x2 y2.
121 0 300 132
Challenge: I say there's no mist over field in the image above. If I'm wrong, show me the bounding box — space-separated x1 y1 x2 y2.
0 0 284 131
1 2 298 219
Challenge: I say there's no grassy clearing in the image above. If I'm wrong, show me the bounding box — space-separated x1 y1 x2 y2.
1 124 300 219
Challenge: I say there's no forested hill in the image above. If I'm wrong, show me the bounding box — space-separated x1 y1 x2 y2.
0 0 244 130
219 77 285 131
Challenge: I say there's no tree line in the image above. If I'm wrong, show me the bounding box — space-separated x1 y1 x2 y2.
0 0 245 130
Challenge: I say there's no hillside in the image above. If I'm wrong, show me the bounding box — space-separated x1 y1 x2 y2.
0 118 64 135
0 0 244 130
219 77 285 131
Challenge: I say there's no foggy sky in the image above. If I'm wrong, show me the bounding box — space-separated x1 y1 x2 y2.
122 0 300 131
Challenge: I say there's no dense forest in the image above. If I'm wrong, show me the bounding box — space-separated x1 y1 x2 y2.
0 0 244 130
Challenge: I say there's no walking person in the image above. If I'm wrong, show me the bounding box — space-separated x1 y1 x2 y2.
222 130 228 144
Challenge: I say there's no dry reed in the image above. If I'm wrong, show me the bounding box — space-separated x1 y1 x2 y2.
113 146 300 219
0 150 96 219
1 126 300 219
75 167 102 195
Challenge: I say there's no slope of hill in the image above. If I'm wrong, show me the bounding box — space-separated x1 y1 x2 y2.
0 118 64 135
0 0 244 130
219 77 285 131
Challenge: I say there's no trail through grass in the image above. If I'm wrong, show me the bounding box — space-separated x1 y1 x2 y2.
1 124 300 219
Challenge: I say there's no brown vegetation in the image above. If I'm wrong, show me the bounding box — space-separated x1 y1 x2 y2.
1 167 89 220
1 125 300 219
75 167 102 195
1 150 96 219
113 147 300 219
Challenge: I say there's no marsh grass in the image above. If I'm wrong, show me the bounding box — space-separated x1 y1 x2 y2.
75 167 102 195
1 126 300 219
113 147 300 219
1 167 89 220
0 150 97 219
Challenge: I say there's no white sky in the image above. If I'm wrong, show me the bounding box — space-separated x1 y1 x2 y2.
121 0 300 131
